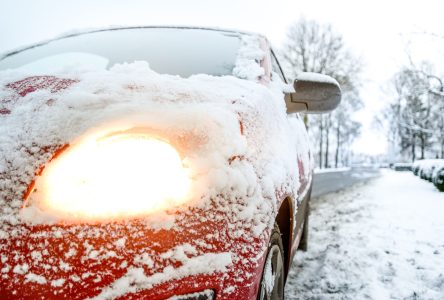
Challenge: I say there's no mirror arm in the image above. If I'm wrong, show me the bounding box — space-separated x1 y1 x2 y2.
285 93 308 113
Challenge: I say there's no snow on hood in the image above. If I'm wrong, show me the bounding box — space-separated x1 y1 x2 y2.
0 61 304 229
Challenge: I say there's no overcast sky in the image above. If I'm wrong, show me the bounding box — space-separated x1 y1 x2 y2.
1 0 443 155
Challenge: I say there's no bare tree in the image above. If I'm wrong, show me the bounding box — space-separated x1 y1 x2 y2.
416 67 444 158
383 64 442 161
332 90 363 167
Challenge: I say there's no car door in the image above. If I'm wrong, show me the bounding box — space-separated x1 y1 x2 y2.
270 49 313 254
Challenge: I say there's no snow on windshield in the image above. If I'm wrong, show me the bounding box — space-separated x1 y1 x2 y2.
0 27 241 77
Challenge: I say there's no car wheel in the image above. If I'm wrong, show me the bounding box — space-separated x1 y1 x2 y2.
257 223 285 300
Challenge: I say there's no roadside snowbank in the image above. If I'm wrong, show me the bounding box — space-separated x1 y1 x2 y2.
314 167 351 174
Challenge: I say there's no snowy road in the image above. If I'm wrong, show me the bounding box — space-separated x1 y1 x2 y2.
285 170 444 299
312 166 380 198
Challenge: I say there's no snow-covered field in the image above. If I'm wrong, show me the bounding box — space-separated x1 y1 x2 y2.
285 170 444 299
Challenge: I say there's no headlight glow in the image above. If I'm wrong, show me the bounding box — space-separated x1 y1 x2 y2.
28 133 191 221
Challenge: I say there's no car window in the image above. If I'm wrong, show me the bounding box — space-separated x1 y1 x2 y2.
0 28 242 77
270 50 287 83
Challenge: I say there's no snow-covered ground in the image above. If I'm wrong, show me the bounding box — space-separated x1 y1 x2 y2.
285 170 444 299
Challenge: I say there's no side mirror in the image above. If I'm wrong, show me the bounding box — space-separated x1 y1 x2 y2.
285 72 341 114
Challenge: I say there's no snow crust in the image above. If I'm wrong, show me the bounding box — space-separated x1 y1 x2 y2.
296 72 339 86
25 272 47 285
0 62 306 228
263 250 275 294
90 248 231 300
233 35 265 80
0 34 312 296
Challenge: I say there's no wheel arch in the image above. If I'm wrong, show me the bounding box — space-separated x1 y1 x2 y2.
275 196 294 279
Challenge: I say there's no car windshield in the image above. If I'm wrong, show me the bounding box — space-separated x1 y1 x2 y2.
0 27 242 77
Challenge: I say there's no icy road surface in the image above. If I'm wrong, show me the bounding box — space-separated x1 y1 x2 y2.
285 170 444 299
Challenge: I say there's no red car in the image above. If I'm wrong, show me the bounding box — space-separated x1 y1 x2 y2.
0 27 340 299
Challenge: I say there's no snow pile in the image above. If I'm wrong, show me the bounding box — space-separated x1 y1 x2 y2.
295 72 340 86
0 59 304 230
233 35 265 80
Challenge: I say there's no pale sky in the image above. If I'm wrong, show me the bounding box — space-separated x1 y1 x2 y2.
1 0 443 155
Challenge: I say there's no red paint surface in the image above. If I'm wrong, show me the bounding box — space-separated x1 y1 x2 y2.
6 76 78 97
1 207 266 299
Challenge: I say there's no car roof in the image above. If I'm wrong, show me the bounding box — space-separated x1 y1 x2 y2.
0 26 262 61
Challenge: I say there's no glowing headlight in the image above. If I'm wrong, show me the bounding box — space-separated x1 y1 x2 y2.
28 134 190 221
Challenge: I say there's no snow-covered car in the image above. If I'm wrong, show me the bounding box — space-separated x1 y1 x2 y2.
431 161 444 192
412 161 422 176
412 159 444 191
414 159 443 181
0 27 341 299
392 162 412 171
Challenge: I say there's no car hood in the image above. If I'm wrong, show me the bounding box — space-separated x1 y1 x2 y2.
0 62 309 299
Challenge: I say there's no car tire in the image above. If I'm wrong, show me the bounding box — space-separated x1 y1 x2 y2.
257 223 285 300
298 207 309 251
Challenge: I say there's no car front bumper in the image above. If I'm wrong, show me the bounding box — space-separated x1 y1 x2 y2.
0 202 269 300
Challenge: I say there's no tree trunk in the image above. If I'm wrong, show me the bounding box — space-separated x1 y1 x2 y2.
335 123 340 168
420 133 425 159
324 115 330 169
441 139 444 159
319 116 323 168
411 133 416 162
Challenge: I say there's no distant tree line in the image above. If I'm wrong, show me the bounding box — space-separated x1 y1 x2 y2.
380 63 444 161
280 18 363 168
